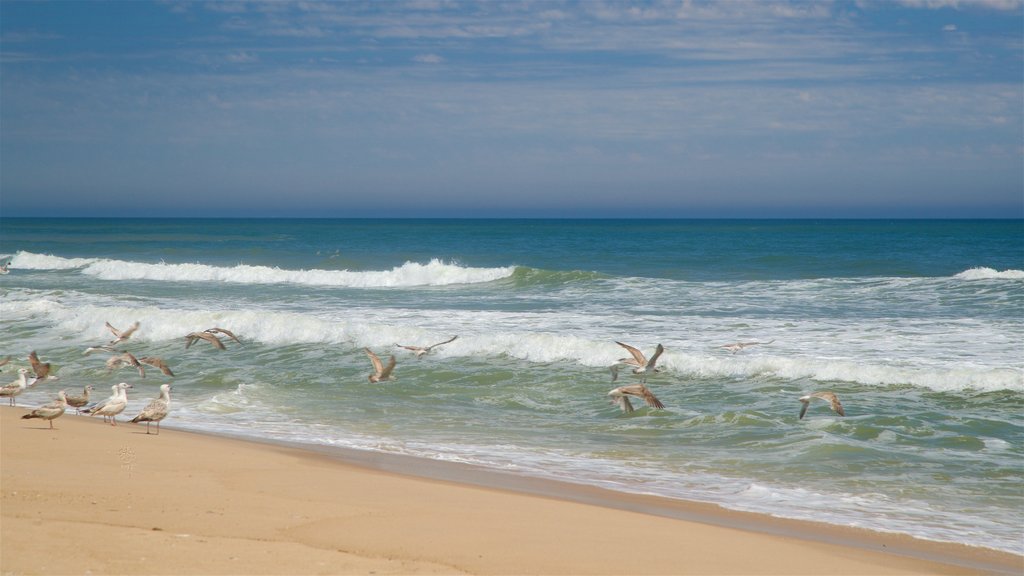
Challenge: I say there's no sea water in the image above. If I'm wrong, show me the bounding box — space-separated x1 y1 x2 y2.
1 218 1021 553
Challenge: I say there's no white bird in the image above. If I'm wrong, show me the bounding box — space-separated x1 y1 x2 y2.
130 384 172 435
65 385 95 414
83 382 132 426
608 383 665 414
614 341 665 378
395 335 458 359
365 348 397 383
106 321 140 345
799 391 845 420
721 339 775 354
21 390 68 429
0 368 31 406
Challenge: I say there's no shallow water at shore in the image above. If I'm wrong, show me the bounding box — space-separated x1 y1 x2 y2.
1 218 1022 553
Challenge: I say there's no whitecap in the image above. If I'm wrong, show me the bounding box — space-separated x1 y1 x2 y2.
954 267 1024 280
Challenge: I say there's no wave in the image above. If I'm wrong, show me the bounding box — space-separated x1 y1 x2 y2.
954 267 1024 280
8 296 1021 393
8 251 516 288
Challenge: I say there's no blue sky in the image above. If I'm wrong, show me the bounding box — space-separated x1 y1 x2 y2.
1 0 1021 218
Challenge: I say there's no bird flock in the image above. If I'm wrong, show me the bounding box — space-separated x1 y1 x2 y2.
3 321 242 433
6 322 847 433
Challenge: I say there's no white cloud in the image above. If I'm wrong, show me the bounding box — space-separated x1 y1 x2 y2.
413 53 444 64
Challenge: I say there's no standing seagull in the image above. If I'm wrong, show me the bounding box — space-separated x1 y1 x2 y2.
614 341 665 378
106 351 145 377
0 368 31 406
130 384 172 435
83 382 132 426
21 390 68 429
607 383 665 414
185 331 226 350
106 321 140 345
798 391 845 419
27 350 57 383
65 385 95 414
139 356 175 377
395 335 458 359
364 348 397 383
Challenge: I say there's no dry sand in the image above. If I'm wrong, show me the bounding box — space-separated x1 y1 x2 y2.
2 406 1021 575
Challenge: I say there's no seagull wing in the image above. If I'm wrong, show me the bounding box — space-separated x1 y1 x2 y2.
379 356 397 379
427 335 458 350
646 343 665 371
640 386 665 409
615 341 647 365
364 348 384 374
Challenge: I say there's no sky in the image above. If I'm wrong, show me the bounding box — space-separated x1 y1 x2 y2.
1 0 1022 218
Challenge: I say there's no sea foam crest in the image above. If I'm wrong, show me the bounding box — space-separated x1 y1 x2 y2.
954 267 1024 280
10 252 516 287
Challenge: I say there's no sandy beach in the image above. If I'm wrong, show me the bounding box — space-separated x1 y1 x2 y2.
2 407 1020 576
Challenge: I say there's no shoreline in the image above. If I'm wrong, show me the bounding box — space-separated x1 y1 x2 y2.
3 407 1022 575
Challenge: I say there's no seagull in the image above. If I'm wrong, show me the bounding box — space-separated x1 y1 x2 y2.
65 385 95 414
0 368 31 406
798 391 845 419
83 384 120 423
106 351 145 377
21 390 68 429
614 341 665 378
27 350 57 383
139 356 175 377
129 384 172 435
395 335 458 359
204 327 242 345
185 331 226 350
83 382 132 426
608 383 665 414
84 345 121 356
106 321 140 345
721 339 775 354
365 348 397 383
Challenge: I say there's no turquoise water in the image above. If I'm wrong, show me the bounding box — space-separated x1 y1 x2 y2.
1 218 1022 553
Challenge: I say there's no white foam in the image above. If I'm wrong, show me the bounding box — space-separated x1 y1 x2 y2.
954 267 1024 280
8 252 516 288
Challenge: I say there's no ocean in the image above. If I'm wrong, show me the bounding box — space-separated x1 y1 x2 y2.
1 218 1022 554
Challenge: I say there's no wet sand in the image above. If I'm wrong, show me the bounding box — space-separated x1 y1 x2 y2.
2 407 1021 575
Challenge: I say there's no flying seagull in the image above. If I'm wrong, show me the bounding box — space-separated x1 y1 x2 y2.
139 356 175 377
395 335 458 359
106 351 145 378
608 383 665 414
614 341 665 378
185 331 226 350
27 351 57 383
106 321 140 345
798 391 845 419
21 390 68 429
721 339 775 354
365 348 397 383
204 327 242 345
130 384 172 435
